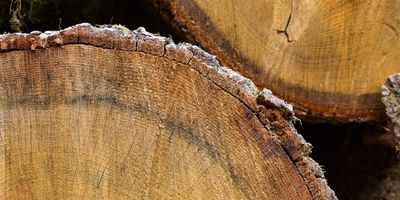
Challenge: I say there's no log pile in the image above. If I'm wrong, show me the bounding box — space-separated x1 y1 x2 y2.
152 0 400 122
1 0 400 199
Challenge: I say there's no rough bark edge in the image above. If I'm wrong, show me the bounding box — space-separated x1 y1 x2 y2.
382 73 400 148
0 23 337 200
150 0 385 123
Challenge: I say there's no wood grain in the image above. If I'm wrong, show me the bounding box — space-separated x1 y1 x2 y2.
153 0 400 122
0 24 336 199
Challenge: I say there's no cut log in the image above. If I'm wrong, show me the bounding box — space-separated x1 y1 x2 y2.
152 0 400 122
0 24 336 199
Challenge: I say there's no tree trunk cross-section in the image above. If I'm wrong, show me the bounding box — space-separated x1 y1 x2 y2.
0 24 336 199
152 0 400 122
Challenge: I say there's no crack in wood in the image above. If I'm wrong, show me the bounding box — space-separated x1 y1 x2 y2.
0 24 337 199
276 0 295 43
383 22 399 36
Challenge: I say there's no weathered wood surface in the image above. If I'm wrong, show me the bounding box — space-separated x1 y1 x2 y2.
152 0 400 122
0 24 336 199
382 73 400 147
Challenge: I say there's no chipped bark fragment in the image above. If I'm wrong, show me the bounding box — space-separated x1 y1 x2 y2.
164 42 193 63
76 24 115 48
136 27 170 56
296 157 337 200
113 31 137 51
0 24 336 200
382 73 400 146
1 33 30 51
258 88 295 120
59 25 79 43
187 45 213 76
47 32 64 47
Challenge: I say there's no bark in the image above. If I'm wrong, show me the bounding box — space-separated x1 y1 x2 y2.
0 24 336 199
151 0 400 122
382 73 400 148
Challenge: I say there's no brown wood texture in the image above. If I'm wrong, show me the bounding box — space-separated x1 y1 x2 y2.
152 0 400 122
0 24 336 199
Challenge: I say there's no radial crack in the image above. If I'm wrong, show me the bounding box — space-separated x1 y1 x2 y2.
276 0 294 43
383 23 399 36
